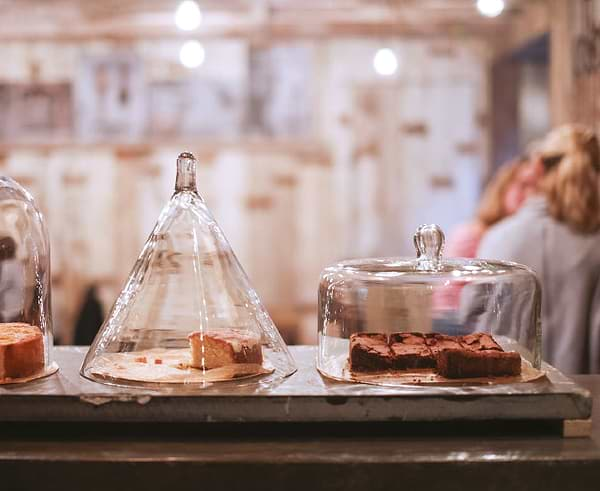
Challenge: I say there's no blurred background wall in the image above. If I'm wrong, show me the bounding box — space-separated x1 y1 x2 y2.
0 0 592 344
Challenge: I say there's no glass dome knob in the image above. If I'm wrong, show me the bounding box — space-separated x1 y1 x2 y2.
414 224 445 270
175 152 198 192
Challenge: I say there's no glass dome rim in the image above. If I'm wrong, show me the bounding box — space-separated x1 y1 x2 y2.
0 176 37 202
321 255 538 281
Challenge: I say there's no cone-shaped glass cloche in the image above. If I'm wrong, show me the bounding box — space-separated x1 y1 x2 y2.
81 153 296 388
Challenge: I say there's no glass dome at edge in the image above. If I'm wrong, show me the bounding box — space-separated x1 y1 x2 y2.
81 153 297 389
0 177 57 384
317 224 542 385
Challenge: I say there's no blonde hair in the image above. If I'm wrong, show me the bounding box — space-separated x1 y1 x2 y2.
540 125 600 234
477 158 527 227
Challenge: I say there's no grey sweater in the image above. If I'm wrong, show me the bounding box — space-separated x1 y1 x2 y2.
478 197 600 374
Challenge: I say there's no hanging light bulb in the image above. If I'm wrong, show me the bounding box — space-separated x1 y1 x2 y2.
175 0 203 31
373 48 398 77
179 40 205 68
476 0 505 18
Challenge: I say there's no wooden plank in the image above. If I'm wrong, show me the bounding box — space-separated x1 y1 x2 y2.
563 418 593 438
549 0 575 125
0 0 511 42
490 56 521 169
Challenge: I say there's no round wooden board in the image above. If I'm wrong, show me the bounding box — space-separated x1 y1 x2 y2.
344 359 546 386
0 362 59 385
89 348 273 384
318 353 545 387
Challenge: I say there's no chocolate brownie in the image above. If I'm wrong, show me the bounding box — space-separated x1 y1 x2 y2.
390 345 436 369
389 332 427 345
389 333 436 369
349 333 392 372
425 333 462 356
349 331 522 378
460 332 502 352
437 349 521 379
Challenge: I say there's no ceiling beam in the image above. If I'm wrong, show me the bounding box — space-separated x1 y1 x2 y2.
0 0 514 42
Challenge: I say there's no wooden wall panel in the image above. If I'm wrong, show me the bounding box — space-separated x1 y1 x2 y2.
550 0 576 126
0 37 488 344
490 57 521 170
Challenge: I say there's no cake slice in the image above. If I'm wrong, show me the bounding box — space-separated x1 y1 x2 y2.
0 323 44 380
437 349 521 379
349 333 391 372
188 328 263 370
389 333 435 369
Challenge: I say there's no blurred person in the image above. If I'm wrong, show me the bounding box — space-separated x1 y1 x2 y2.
74 284 104 346
446 156 536 259
434 156 538 324
478 124 600 373
0 236 25 323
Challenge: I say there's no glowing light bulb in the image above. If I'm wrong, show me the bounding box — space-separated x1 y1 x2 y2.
179 40 205 68
175 0 202 31
476 0 505 18
373 48 398 77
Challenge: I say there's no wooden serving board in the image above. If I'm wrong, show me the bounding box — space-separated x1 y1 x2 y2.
342 358 545 386
0 346 592 435
88 349 273 384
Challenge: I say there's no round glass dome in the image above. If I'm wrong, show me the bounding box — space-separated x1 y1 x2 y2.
317 224 542 386
0 177 57 384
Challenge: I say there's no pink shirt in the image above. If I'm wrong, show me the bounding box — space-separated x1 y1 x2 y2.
435 221 486 312
445 221 486 259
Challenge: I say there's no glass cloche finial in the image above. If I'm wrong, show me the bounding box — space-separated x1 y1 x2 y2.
414 224 445 270
175 152 197 192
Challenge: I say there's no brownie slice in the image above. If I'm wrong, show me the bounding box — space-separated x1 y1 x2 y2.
349 333 392 372
389 332 427 345
460 332 502 352
390 344 436 370
425 333 462 356
437 349 522 379
389 333 435 369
